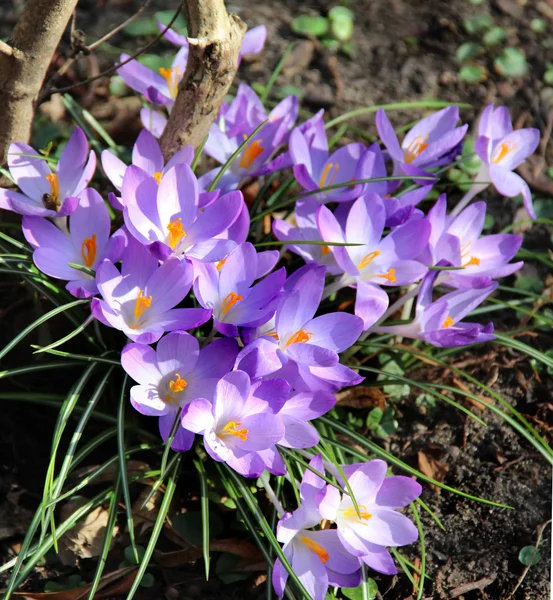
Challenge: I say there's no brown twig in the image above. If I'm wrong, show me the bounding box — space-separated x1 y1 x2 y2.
43 5 181 98
448 573 497 598
0 40 13 57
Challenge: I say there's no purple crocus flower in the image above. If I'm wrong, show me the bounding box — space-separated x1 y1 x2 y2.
181 370 286 477
101 129 193 210
420 195 523 288
273 455 361 600
474 103 540 218
117 47 188 106
193 242 285 337
121 332 238 451
317 193 430 328
0 127 96 217
318 460 421 575
376 106 467 182
122 163 243 262
22 188 124 298
289 120 376 204
160 22 266 65
91 239 211 344
202 84 298 191
140 108 167 139
262 264 364 393
371 265 497 347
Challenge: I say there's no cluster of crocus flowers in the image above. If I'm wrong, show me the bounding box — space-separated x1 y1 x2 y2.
0 32 540 596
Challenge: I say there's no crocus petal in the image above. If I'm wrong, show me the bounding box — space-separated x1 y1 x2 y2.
291 541 328 600
272 557 289 598
157 163 199 233
279 417 319 449
101 150 127 191
194 337 239 380
214 371 250 423
132 129 164 174
129 384 169 416
305 313 363 353
140 108 167 138
33 247 81 281
375 476 422 509
156 331 199 377
121 343 162 386
355 281 389 329
361 543 397 575
286 343 338 367
22 214 71 250
356 508 419 547
8 142 50 200
348 459 388 504
279 390 336 421
491 128 540 170
234 338 283 379
240 25 267 56
316 205 358 275
489 164 535 219
376 109 403 162
150 308 212 333
117 53 167 97
237 413 285 451
317 485 341 521
57 127 89 196
144 259 192 315
448 201 486 243
159 413 195 451
187 190 243 244
181 399 214 434
307 529 361 575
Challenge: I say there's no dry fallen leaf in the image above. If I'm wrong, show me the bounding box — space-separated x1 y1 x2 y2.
336 387 386 410
155 538 261 568
417 450 449 493
58 499 119 566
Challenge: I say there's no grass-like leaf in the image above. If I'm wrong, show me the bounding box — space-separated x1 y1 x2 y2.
194 458 211 580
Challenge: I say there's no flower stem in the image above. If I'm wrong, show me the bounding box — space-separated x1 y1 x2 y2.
259 472 284 517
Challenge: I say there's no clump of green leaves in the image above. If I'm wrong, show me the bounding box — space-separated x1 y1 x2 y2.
291 6 356 57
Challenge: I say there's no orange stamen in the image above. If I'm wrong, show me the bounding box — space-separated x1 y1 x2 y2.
300 537 329 564
221 420 249 441
216 258 227 271
239 140 264 170
443 316 454 328
358 250 381 271
344 505 373 523
319 163 339 189
321 245 331 257
46 173 60 203
221 292 243 314
159 67 180 99
81 234 97 268
134 289 152 319
167 217 186 250
153 171 162 185
265 331 279 341
404 135 429 164
491 141 517 164
286 329 313 347
169 373 187 394
462 256 480 268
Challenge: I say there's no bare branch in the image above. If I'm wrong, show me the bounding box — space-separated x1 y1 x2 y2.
0 40 13 57
0 0 79 166
159 0 246 159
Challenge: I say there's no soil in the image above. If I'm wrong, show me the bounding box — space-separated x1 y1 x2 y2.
0 0 551 599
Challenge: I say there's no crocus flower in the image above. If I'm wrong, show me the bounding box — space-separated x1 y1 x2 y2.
318 459 421 575
91 239 211 344
474 103 540 218
121 332 238 451
0 127 95 217
317 193 430 328
420 195 523 288
265 264 364 392
160 22 267 65
117 47 188 106
101 129 193 209
140 108 167 139
181 370 287 477
289 122 375 204
371 265 497 347
273 455 361 600
122 163 243 262
202 84 298 191
22 188 123 298
376 106 467 183
193 242 285 337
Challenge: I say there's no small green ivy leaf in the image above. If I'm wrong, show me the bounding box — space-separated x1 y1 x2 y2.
291 14 329 38
329 7 354 42
342 578 378 600
494 47 528 77
518 545 541 566
483 26 506 47
459 64 487 84
456 42 482 62
464 14 493 35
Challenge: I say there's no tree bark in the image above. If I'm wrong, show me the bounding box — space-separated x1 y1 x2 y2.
0 0 78 167
159 0 246 160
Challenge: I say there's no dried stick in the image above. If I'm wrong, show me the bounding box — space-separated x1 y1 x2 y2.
159 0 246 158
0 0 79 166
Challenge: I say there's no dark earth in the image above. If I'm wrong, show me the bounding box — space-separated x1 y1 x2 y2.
0 0 552 598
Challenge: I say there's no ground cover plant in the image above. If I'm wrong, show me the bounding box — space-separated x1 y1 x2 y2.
0 1 551 599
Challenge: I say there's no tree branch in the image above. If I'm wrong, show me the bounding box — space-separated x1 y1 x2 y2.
0 0 78 166
0 40 13 57
159 0 246 159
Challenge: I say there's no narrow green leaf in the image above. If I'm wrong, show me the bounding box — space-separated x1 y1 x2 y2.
261 43 296 104
194 459 211 580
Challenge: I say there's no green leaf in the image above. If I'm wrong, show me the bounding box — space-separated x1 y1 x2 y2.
124 18 159 37
321 37 341 52
375 406 399 438
483 26 506 47
328 6 354 20
124 545 146 565
172 511 223 546
530 18 547 34
139 573 155 588
366 407 383 430
518 545 541 566
342 578 378 600
456 42 482 62
459 64 487 84
138 54 174 71
291 14 329 37
329 7 354 42
494 47 528 77
544 70 553 85
155 10 187 33
464 14 493 34
514 276 544 294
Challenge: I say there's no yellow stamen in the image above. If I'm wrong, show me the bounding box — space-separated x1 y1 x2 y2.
169 373 187 394
46 173 60 203
265 331 279 341
153 171 162 185
167 217 186 250
239 140 264 170
443 316 454 328
221 292 243 314
221 420 249 441
344 505 373 523
134 289 152 319
321 245 331 257
404 135 429 164
81 234 97 268
319 163 339 189
216 258 227 271
462 255 480 268
378 268 397 283
491 141 517 164
300 537 329 564
358 250 381 271
286 328 313 347
158 67 180 99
